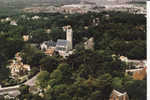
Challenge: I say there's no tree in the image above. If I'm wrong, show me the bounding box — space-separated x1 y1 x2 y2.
127 45 146 59
19 85 30 94
36 71 50 89
29 29 50 43
40 56 59 72
18 85 42 100
125 80 146 100
89 90 102 100
50 27 65 41
21 44 45 66
112 77 123 90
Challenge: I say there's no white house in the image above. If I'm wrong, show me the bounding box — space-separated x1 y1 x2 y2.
32 16 40 20
10 20 17 26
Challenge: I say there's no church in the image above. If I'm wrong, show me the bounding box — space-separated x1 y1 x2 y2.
55 25 73 56
40 25 73 57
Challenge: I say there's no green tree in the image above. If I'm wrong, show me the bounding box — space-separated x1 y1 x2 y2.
30 29 50 43
40 56 59 72
125 80 146 100
21 44 45 66
36 71 50 89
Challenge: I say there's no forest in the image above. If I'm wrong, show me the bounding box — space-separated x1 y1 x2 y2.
0 11 146 100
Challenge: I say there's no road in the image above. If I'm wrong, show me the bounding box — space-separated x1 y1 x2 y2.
24 74 39 86
0 73 39 96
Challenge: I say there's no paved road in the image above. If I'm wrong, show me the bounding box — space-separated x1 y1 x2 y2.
0 85 20 96
24 74 39 86
0 73 39 96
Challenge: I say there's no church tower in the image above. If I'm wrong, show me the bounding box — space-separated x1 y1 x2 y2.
66 25 73 50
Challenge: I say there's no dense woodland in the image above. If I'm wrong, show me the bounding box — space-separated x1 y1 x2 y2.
0 11 146 100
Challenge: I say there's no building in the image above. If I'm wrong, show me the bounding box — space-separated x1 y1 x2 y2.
120 56 128 63
40 26 73 57
56 25 73 52
32 16 40 20
66 26 73 50
8 53 30 79
40 40 56 51
55 39 70 52
120 56 146 68
109 89 129 100
23 35 29 41
44 48 55 56
10 20 17 26
84 37 94 50
132 67 146 80
55 26 73 57
60 3 96 14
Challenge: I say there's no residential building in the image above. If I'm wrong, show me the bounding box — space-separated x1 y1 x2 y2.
132 67 146 80
10 20 17 26
109 89 129 100
60 4 96 14
84 37 94 50
8 53 30 78
120 56 128 63
23 35 29 42
32 16 40 20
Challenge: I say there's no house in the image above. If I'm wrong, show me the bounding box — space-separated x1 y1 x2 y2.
120 56 128 63
5 17 11 21
120 56 146 68
132 67 147 80
10 20 17 26
23 35 29 41
127 59 146 68
40 40 56 51
60 4 93 14
8 52 31 78
84 37 94 50
45 29 51 33
32 16 40 20
109 89 129 100
92 18 100 26
3 90 20 99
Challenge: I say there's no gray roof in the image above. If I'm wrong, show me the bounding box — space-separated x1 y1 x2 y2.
56 39 68 46
44 40 56 47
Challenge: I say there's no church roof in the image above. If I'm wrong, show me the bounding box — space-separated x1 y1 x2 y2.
56 39 68 47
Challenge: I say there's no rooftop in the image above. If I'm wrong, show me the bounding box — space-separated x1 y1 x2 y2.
112 89 127 97
56 39 68 47
43 40 56 47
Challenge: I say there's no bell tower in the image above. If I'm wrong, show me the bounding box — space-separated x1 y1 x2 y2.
66 25 73 50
